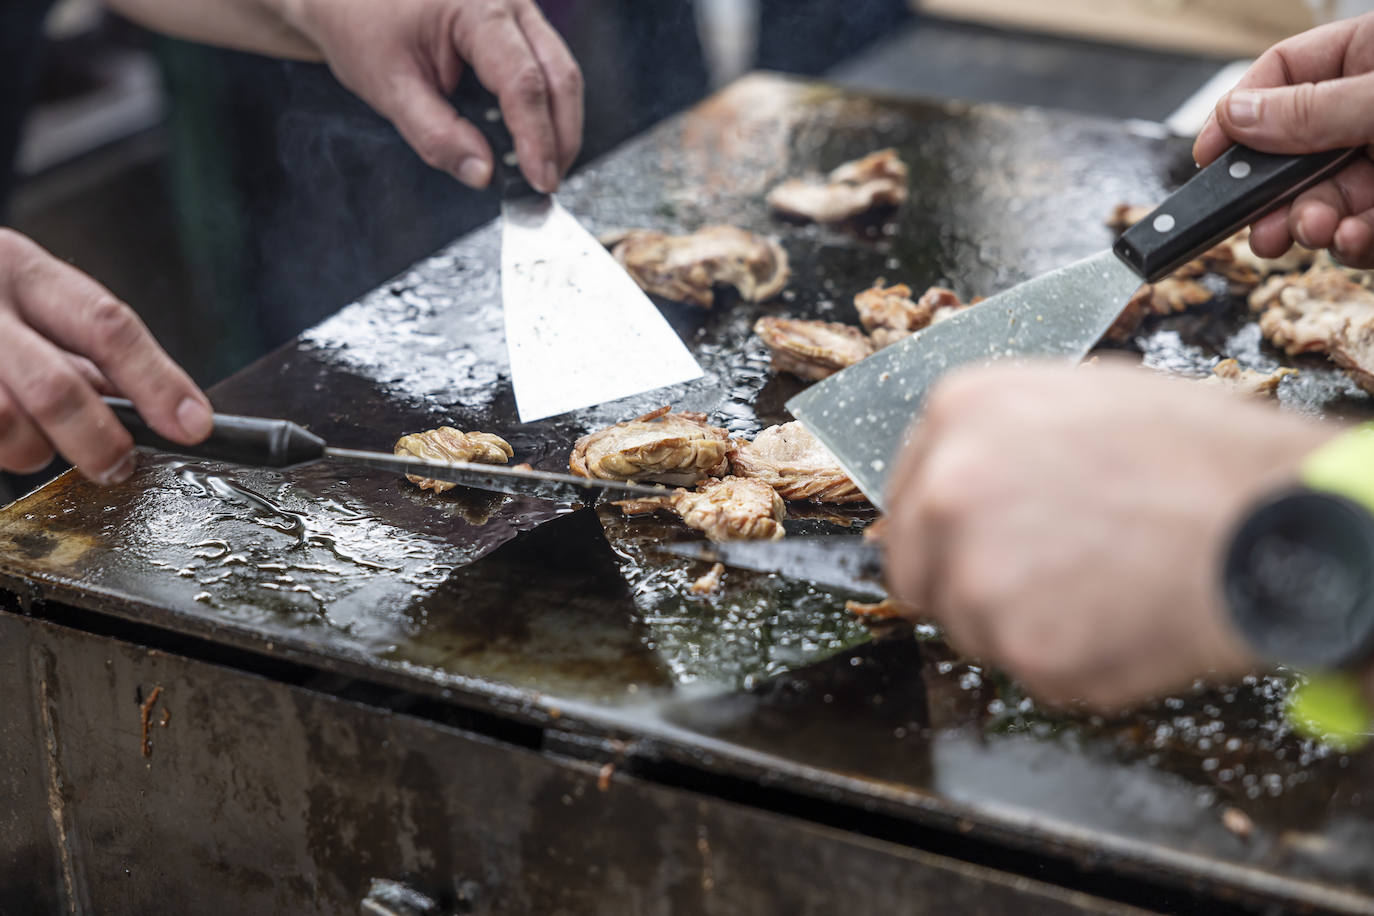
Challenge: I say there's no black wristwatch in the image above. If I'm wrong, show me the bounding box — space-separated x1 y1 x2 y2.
1222 424 1374 747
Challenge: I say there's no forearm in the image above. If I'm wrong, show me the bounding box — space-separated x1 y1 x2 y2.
102 0 322 62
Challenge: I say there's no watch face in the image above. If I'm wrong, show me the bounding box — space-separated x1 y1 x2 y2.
1226 490 1374 670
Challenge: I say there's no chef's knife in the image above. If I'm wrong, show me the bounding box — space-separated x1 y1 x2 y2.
660 536 886 599
787 145 1362 509
457 80 703 424
103 398 667 504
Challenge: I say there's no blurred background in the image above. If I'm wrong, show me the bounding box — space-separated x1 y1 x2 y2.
0 0 1363 501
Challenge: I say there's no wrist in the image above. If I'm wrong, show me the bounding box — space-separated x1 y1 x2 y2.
260 0 327 59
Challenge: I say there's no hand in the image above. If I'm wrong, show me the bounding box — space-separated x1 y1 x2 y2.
0 230 212 483
282 0 583 193
1193 14 1374 266
883 360 1335 711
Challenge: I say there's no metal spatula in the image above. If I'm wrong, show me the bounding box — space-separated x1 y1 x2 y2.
787 145 1360 509
459 82 703 423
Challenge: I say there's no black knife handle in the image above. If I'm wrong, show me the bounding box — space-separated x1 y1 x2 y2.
103 397 327 468
1114 145 1361 282
453 70 541 201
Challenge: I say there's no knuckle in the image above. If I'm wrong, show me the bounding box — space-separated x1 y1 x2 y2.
554 62 583 98
508 64 549 107
1290 82 1318 131
88 295 143 358
412 129 453 171
19 369 86 426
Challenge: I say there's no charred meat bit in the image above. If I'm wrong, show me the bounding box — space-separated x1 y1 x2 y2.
690 562 726 595
617 476 786 542
731 421 865 504
854 282 972 333
1250 266 1374 393
604 225 789 308
845 598 906 620
1203 359 1296 398
570 406 731 486
754 316 874 381
768 149 909 224
1105 278 1215 342
394 427 514 494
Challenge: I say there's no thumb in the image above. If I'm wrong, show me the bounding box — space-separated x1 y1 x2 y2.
1215 74 1374 153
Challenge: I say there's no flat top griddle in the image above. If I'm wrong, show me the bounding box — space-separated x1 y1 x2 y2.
3 74 1374 913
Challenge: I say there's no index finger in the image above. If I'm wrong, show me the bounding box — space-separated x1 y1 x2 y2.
1195 18 1365 165
8 238 212 444
452 3 560 193
512 0 583 175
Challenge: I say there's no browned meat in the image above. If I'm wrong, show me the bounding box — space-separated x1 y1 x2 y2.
1203 359 1297 398
767 149 909 224
690 562 726 595
394 427 514 493
1251 266 1374 394
869 327 912 350
570 406 731 486
604 225 790 308
754 316 874 380
617 476 786 541
1105 278 1215 341
853 282 973 332
845 598 906 619
731 421 865 504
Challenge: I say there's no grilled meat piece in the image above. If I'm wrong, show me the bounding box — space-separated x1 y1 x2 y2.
603 225 790 308
768 149 909 224
731 421 865 504
617 476 786 542
394 427 514 494
853 282 972 333
1202 358 1297 398
690 562 726 595
754 316 874 381
1251 266 1374 393
570 405 731 486
845 598 905 619
1105 277 1215 342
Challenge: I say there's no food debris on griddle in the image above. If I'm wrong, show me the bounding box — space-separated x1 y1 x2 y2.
690 562 726 595
570 406 732 486
731 421 866 504
1251 265 1374 393
1203 359 1297 398
768 149 909 224
394 427 514 494
602 225 790 308
753 316 874 380
617 476 786 542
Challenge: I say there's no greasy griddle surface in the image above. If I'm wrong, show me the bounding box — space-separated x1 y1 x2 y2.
3 75 1374 908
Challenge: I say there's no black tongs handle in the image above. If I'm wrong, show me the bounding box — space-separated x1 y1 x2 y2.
1115 145 1361 282
453 70 541 201
103 397 326 468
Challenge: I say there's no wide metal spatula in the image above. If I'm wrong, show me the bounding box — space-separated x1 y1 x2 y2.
788 145 1360 509
460 82 703 423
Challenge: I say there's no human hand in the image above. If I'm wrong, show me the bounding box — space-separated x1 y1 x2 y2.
0 230 212 483
282 0 583 193
883 360 1336 711
1194 14 1374 266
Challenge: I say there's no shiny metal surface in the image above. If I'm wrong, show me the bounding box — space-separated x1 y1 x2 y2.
660 536 886 598
324 447 668 503
501 195 703 422
788 251 1142 506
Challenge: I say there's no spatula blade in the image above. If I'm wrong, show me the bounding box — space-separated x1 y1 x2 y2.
502 197 704 423
786 250 1142 509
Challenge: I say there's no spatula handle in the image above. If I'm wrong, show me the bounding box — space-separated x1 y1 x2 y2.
454 71 541 201
103 397 327 468
1114 145 1361 282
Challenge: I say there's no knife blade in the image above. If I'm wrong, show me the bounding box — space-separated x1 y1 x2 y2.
787 145 1361 509
658 536 886 599
103 397 668 504
459 79 704 424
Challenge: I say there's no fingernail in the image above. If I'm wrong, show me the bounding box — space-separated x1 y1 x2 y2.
456 157 491 189
1295 210 1317 248
100 451 138 485
177 396 213 441
540 160 560 194
1227 90 1262 127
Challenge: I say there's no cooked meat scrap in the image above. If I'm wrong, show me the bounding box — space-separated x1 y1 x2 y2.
731 421 865 504
754 316 875 381
767 149 909 224
869 327 912 350
690 562 726 595
1250 267 1374 394
617 476 786 541
394 427 513 494
605 225 789 308
1203 359 1297 398
853 282 972 332
845 598 906 619
1104 277 1215 341
570 405 731 486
